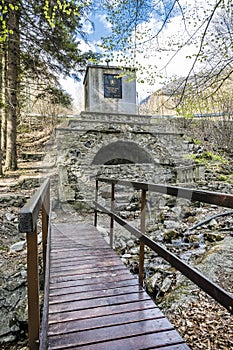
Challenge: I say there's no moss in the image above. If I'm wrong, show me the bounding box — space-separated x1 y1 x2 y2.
218 174 228 181
187 151 227 165
0 245 7 251
193 139 203 145
163 229 181 243
69 201 93 213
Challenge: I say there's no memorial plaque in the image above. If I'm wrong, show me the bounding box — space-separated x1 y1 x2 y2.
104 74 122 98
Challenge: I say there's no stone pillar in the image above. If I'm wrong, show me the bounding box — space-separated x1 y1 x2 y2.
83 65 137 114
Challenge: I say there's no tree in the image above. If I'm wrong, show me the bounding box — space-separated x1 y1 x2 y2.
33 85 73 121
1 44 7 153
5 0 19 170
97 0 233 100
0 0 95 171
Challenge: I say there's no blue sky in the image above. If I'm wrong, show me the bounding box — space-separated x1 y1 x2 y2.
86 14 110 43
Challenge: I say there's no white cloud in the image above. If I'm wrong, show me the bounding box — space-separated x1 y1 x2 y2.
81 19 94 35
97 14 112 30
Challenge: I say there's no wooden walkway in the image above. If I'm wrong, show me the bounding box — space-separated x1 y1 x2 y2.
45 222 190 350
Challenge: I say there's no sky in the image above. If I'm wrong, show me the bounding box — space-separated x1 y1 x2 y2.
61 0 216 112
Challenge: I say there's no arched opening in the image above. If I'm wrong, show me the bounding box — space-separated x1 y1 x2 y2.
105 158 134 165
92 141 154 165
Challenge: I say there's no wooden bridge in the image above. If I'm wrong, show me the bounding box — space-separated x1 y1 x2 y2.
19 177 233 350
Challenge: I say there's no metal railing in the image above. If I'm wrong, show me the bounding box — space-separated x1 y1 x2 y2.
94 177 233 314
19 179 50 350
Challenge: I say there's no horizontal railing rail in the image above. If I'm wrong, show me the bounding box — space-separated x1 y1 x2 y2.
96 177 233 208
19 178 50 350
94 177 233 314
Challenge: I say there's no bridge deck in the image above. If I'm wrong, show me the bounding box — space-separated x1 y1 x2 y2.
45 222 190 349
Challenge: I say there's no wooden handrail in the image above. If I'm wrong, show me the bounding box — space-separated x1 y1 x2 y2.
19 179 50 350
94 177 233 314
96 177 233 208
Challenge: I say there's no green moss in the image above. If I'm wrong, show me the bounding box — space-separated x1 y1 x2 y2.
187 151 226 165
218 174 228 181
193 139 203 145
163 229 181 243
0 245 7 251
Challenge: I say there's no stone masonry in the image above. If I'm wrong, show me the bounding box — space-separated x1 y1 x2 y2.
55 112 205 208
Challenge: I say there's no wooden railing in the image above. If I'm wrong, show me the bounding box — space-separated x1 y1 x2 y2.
94 177 233 314
19 179 50 350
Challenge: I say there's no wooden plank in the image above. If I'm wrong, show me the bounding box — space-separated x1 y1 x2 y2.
50 250 115 262
49 278 139 296
51 250 116 266
48 308 164 335
49 284 144 304
48 327 184 349
48 300 158 324
59 337 190 350
49 272 135 290
49 265 127 279
49 291 151 314
50 258 123 272
49 268 128 284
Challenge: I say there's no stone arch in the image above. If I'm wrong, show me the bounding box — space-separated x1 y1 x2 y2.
92 140 154 165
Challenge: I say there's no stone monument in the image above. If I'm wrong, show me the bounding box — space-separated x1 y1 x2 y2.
83 64 137 114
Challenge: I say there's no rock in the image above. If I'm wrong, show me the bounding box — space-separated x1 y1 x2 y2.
121 258 128 264
160 276 172 293
171 206 182 218
51 211 58 219
0 333 17 344
38 232 42 244
204 232 224 242
163 229 180 243
121 231 133 240
5 213 16 222
14 294 28 323
114 238 127 252
129 261 139 274
119 211 134 219
10 241 26 253
130 247 139 255
207 218 218 227
5 278 25 292
127 239 135 249
20 270 27 279
97 226 109 238
145 272 162 295
0 312 19 340
121 253 132 259
164 220 180 229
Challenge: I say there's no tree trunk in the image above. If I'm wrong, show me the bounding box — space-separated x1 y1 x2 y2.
0 120 2 175
1 45 7 152
5 0 19 170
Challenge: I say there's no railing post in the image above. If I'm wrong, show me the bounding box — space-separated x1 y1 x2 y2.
94 179 98 227
41 187 50 284
26 225 40 350
139 189 147 286
110 182 115 248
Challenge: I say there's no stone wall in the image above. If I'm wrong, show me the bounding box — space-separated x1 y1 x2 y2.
55 112 204 208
